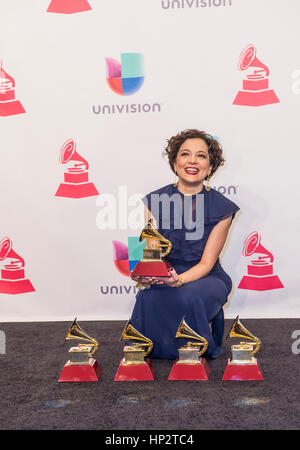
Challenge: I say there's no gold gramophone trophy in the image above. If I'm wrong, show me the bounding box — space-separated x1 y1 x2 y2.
168 317 210 380
131 220 173 280
58 318 102 382
222 315 263 381
114 320 154 381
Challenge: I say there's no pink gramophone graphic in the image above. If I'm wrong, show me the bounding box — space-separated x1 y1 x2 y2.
233 44 279 107
0 237 35 294
55 138 99 199
47 0 92 14
0 61 25 117
238 231 284 291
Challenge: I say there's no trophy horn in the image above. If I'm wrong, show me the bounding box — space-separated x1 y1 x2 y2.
65 318 99 357
175 317 208 357
139 219 172 258
227 315 261 356
120 320 153 357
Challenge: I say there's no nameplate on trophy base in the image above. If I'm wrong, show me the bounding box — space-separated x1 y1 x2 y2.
168 348 210 381
67 346 92 365
114 357 154 382
58 358 102 382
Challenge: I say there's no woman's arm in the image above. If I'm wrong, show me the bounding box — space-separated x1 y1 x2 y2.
152 215 233 287
179 215 232 284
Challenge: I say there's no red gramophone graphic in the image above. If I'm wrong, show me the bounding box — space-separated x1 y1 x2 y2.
55 138 99 199
47 0 91 14
238 231 284 291
233 44 279 107
0 237 35 295
0 60 25 117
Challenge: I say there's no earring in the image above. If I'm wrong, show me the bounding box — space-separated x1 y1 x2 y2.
205 176 211 191
173 171 178 187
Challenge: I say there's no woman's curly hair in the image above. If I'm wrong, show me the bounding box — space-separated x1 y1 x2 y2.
163 129 225 179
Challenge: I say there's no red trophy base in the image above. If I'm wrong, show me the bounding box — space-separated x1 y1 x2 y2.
222 358 263 381
0 278 35 294
233 89 279 107
238 275 283 291
55 182 99 198
0 100 25 117
132 261 172 277
168 358 210 381
58 359 101 382
114 358 154 382
47 0 92 14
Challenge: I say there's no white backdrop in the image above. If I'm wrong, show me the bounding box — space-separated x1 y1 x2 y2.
0 0 299 321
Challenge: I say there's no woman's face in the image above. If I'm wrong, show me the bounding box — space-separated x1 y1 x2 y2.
174 138 212 187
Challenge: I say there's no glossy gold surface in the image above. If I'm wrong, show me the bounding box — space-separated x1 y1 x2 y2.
227 315 261 356
140 219 172 258
65 318 99 358
175 317 208 357
120 320 153 357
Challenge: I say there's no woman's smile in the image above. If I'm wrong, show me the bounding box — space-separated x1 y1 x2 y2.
174 138 212 193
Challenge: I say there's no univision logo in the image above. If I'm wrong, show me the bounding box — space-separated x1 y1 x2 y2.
105 53 144 96
93 52 161 115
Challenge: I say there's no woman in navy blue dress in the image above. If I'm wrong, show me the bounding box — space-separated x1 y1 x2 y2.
130 129 239 359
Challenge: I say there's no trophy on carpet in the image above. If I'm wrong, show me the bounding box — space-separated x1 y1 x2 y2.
222 315 263 381
58 318 102 382
131 220 173 285
114 320 154 381
168 317 210 381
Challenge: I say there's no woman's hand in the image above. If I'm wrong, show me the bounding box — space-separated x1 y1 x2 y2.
150 267 181 288
131 268 181 288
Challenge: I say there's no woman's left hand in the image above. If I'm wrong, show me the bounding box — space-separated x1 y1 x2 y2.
151 267 181 288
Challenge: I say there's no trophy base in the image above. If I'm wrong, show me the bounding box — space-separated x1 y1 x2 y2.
55 182 99 198
168 358 210 381
114 358 154 381
222 358 263 381
58 358 101 382
0 278 35 295
0 100 25 117
233 89 279 107
132 261 172 277
238 274 284 291
47 0 92 14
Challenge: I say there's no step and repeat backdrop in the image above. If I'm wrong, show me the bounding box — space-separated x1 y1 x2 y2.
1 0 299 321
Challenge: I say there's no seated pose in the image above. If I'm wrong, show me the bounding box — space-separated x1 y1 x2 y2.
130 129 239 359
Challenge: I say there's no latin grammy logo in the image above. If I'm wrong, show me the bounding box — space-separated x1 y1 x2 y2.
55 138 99 199
238 231 283 291
233 44 279 107
0 237 35 295
0 60 25 117
47 0 92 14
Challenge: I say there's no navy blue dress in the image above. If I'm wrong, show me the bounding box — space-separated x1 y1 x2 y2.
130 184 239 359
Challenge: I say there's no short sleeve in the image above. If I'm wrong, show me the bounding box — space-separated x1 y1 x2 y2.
205 189 240 225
